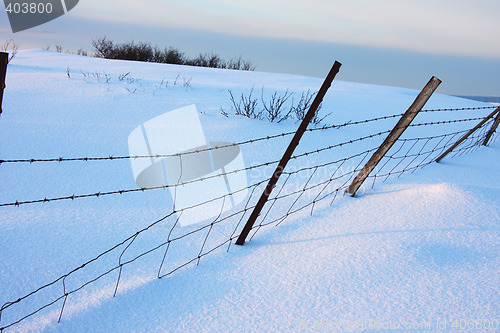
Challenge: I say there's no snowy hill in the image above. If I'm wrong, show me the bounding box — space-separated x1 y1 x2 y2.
0 50 498 332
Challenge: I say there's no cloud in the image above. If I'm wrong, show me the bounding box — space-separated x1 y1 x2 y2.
72 0 500 59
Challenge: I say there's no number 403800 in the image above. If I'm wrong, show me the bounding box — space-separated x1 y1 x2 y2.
5 2 53 14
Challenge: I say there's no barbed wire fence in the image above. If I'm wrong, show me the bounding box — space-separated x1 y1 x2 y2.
0 84 499 331
243 106 500 242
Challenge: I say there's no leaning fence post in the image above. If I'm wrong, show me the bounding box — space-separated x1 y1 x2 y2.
235 60 342 246
482 107 500 146
436 106 500 162
346 76 442 196
0 52 8 116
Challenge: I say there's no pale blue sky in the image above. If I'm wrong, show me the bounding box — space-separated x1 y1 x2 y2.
1 0 499 95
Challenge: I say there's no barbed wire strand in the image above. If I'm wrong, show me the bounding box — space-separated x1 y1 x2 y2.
1 106 497 332
0 127 400 208
249 116 497 240
0 106 494 166
0 179 265 331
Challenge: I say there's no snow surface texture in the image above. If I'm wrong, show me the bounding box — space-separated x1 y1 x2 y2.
0 50 499 332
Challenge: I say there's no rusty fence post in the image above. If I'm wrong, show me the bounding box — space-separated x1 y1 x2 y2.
482 106 500 146
235 60 342 246
0 52 8 116
436 106 500 162
346 76 442 196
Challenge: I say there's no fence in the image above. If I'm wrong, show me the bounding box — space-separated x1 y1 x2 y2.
1 63 499 331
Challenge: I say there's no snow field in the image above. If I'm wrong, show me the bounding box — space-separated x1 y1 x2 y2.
0 50 498 332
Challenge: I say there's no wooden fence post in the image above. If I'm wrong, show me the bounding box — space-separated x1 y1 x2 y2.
346 76 442 196
235 61 342 246
482 107 500 146
0 52 8 116
436 107 500 162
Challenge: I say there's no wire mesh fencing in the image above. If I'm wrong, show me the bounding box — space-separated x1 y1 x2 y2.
0 103 498 331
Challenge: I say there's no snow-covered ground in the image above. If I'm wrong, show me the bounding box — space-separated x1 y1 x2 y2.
0 50 498 332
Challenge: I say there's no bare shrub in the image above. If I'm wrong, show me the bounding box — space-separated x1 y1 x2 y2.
183 77 192 89
228 88 262 120
187 53 225 68
292 90 329 126
223 88 329 126
92 37 114 58
103 72 111 83
1 39 20 62
118 72 130 81
261 88 293 123
227 56 256 71
292 90 315 121
76 48 88 56
91 37 255 71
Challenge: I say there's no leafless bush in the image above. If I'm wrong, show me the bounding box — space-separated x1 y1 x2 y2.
1 39 20 62
187 53 224 68
224 88 329 126
80 70 88 81
76 48 88 56
92 37 114 58
227 56 256 71
261 88 293 123
103 72 112 83
125 76 135 84
292 90 315 120
91 37 255 71
292 90 329 126
311 108 330 126
228 87 262 120
118 72 130 81
92 72 100 82
220 108 229 117
152 46 186 64
183 77 192 89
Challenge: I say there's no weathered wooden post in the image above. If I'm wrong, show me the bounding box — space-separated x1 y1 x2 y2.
482 107 500 146
346 76 442 196
0 52 8 116
235 61 342 245
436 106 500 162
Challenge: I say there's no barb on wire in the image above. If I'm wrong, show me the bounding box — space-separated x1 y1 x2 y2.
247 112 498 241
0 132 297 165
421 106 497 112
0 113 492 209
0 156 279 208
1 102 497 332
0 177 266 331
0 127 394 209
0 105 493 166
